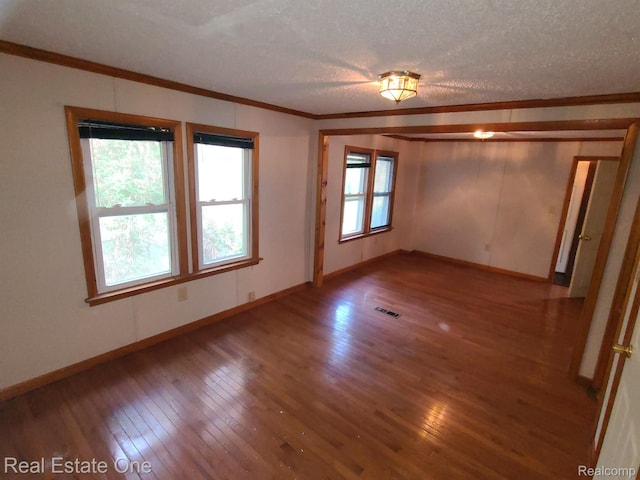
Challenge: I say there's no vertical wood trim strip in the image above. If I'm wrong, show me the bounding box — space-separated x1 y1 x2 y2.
364 149 376 235
185 123 200 272
65 106 98 299
173 124 189 276
388 151 400 231
313 133 329 287
252 135 260 264
337 145 350 243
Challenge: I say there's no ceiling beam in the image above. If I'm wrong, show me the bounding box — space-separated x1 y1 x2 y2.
384 134 626 143
321 119 639 137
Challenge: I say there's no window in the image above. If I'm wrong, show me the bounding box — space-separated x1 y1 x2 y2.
341 149 372 237
186 123 259 273
66 107 187 301
66 108 259 305
370 154 395 229
339 147 398 241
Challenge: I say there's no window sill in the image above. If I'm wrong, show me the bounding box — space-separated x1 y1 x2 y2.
86 257 262 306
338 227 393 244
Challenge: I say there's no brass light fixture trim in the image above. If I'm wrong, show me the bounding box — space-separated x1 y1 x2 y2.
379 71 421 103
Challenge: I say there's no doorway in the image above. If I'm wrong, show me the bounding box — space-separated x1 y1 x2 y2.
553 160 597 287
553 158 619 295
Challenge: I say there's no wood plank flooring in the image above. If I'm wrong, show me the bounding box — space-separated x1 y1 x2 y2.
0 253 596 479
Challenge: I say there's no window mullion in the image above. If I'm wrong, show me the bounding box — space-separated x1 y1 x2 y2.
364 154 376 234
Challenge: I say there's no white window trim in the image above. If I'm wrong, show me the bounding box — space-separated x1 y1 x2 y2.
81 139 179 293
194 147 253 271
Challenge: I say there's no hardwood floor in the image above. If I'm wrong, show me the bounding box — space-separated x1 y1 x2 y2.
0 253 595 479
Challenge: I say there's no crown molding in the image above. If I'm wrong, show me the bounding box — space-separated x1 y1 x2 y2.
315 93 640 119
2 39 640 120
0 40 316 119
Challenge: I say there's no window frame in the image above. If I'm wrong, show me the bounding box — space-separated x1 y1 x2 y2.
370 151 398 232
65 106 188 304
67 109 263 306
186 123 260 275
339 146 399 243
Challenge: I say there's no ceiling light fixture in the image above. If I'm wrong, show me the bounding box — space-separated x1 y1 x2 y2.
473 130 495 140
379 71 420 103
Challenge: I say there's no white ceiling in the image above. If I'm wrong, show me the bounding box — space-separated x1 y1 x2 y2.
0 0 639 115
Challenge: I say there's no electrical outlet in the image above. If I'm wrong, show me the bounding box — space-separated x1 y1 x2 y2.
484 243 491 252
178 286 188 302
248 291 255 302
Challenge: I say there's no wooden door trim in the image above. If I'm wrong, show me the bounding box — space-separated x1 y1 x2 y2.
548 157 581 281
550 159 601 283
313 133 329 286
591 230 640 464
569 124 640 380
592 181 640 389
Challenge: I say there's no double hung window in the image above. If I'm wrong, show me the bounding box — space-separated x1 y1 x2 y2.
370 154 395 229
340 147 398 241
186 124 258 272
66 108 259 305
66 108 186 299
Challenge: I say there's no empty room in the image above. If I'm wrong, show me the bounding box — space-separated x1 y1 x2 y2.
1 1 640 479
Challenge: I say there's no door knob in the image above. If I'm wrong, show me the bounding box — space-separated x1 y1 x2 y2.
612 343 633 359
579 234 592 241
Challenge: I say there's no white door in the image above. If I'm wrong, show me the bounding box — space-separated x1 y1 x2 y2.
569 161 619 297
556 161 590 273
593 253 640 479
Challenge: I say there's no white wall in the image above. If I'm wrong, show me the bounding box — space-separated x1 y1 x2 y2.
412 141 622 278
0 54 313 389
323 134 420 275
2 51 640 390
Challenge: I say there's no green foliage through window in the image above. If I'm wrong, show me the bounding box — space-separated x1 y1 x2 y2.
90 139 165 207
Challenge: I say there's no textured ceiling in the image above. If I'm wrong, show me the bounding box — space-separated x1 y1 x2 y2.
0 0 639 115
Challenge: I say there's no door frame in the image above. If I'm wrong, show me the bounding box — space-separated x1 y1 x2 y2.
548 156 618 286
590 203 640 464
591 162 640 391
569 123 640 382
